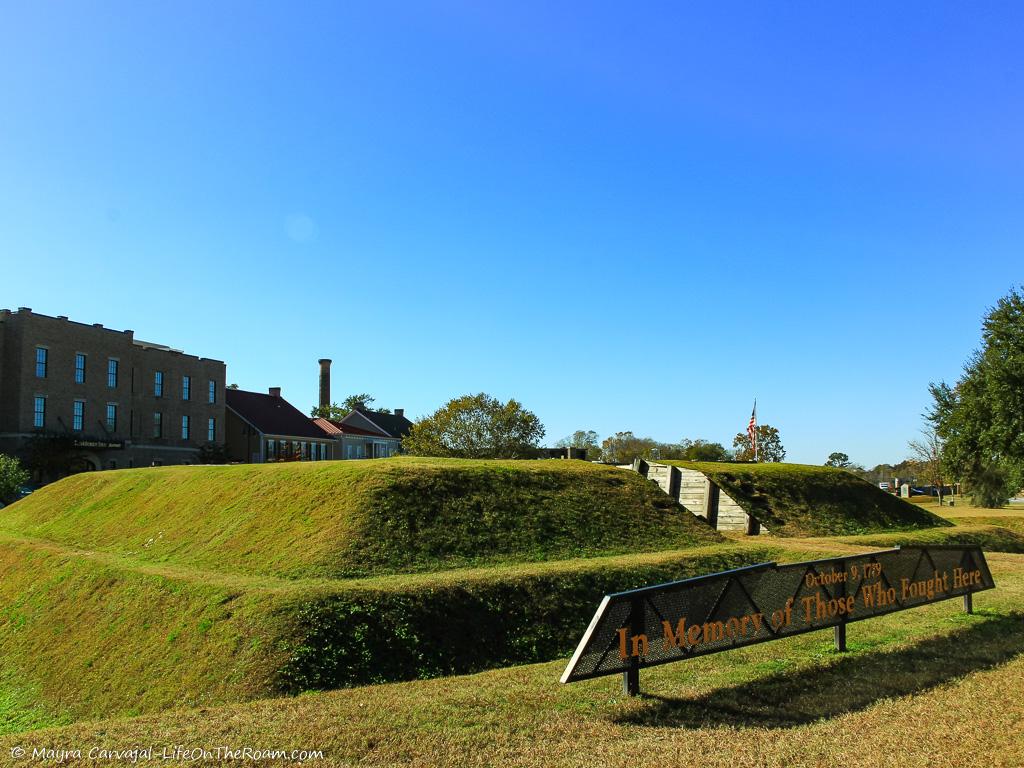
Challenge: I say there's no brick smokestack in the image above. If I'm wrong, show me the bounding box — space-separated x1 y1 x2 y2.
318 359 332 411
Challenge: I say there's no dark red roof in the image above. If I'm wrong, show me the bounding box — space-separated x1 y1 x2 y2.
227 389 327 440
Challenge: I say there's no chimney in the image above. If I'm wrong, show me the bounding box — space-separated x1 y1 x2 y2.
395 408 404 419
269 387 281 398
318 359 332 411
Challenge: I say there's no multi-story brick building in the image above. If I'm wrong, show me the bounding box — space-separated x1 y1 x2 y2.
0 307 226 477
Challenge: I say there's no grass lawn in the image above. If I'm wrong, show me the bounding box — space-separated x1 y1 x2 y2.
2 545 1021 767
0 458 721 579
659 461 949 536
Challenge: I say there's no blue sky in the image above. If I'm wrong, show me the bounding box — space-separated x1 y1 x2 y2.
1 2 1021 466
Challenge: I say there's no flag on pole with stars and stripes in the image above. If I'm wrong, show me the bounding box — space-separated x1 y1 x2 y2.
748 400 758 462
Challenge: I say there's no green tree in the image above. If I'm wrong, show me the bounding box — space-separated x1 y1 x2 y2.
600 432 660 464
0 454 30 505
556 430 602 460
311 393 392 420
929 287 1024 507
679 438 730 462
402 393 545 459
198 442 227 465
732 425 786 462
825 452 851 468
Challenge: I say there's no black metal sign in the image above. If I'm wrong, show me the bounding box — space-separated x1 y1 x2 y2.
561 546 994 695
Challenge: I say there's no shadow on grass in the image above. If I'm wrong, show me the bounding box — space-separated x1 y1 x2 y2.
615 611 1024 729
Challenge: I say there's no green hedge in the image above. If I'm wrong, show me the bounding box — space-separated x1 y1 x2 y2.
277 543 784 692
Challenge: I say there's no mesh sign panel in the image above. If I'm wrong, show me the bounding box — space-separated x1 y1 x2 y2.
561 546 994 684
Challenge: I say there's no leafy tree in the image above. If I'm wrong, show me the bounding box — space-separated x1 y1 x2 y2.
227 383 240 390
21 434 82 481
908 427 946 504
311 393 391 420
825 452 851 468
0 454 30 505
679 438 730 462
929 287 1024 507
732 424 786 462
556 430 602 460
402 393 545 459
198 442 227 465
600 432 660 464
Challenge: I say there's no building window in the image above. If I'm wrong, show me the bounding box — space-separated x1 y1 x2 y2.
266 439 275 461
154 371 164 397
208 380 216 404
73 401 84 431
106 403 117 431
182 376 191 401
75 353 86 384
33 396 46 428
181 415 190 440
108 460 117 470
107 359 118 388
153 412 162 438
207 417 215 442
35 347 47 378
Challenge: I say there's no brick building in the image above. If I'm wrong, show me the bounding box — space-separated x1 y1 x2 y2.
0 308 226 477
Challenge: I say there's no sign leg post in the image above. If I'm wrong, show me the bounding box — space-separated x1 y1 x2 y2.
964 592 973 614
834 623 846 652
622 596 644 697
622 665 639 697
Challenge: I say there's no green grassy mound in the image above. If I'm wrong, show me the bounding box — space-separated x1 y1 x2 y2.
659 461 952 536
5 553 1022 768
837 523 1024 553
0 458 722 579
0 532 768 729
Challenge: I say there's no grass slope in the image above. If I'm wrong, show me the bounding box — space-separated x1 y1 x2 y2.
661 461 952 536
0 531 766 729
0 458 722 579
5 550 1022 767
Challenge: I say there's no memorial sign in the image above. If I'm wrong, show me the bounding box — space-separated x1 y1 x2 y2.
561 546 994 695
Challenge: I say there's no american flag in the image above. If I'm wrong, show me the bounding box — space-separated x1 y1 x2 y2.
747 401 758 461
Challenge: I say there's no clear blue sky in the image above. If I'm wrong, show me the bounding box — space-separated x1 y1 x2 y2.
2 2 1021 466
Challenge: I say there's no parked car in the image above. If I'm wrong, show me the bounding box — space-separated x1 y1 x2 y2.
16 484 38 499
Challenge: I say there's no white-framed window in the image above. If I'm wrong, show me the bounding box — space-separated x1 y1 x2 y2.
208 380 216 404
107 358 119 388
72 400 84 431
181 415 190 440
106 403 117 431
153 412 163 438
182 376 191 401
208 417 215 442
35 347 48 378
154 371 164 397
266 439 276 460
75 353 86 384
33 396 46 428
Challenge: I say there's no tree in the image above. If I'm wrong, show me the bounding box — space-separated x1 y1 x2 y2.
556 430 602 461
825 452 851 468
908 427 946 504
600 432 660 464
402 393 545 459
678 439 730 462
227 383 240 390
929 287 1024 507
198 442 227 465
733 425 786 462
311 393 392 420
0 454 30 505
